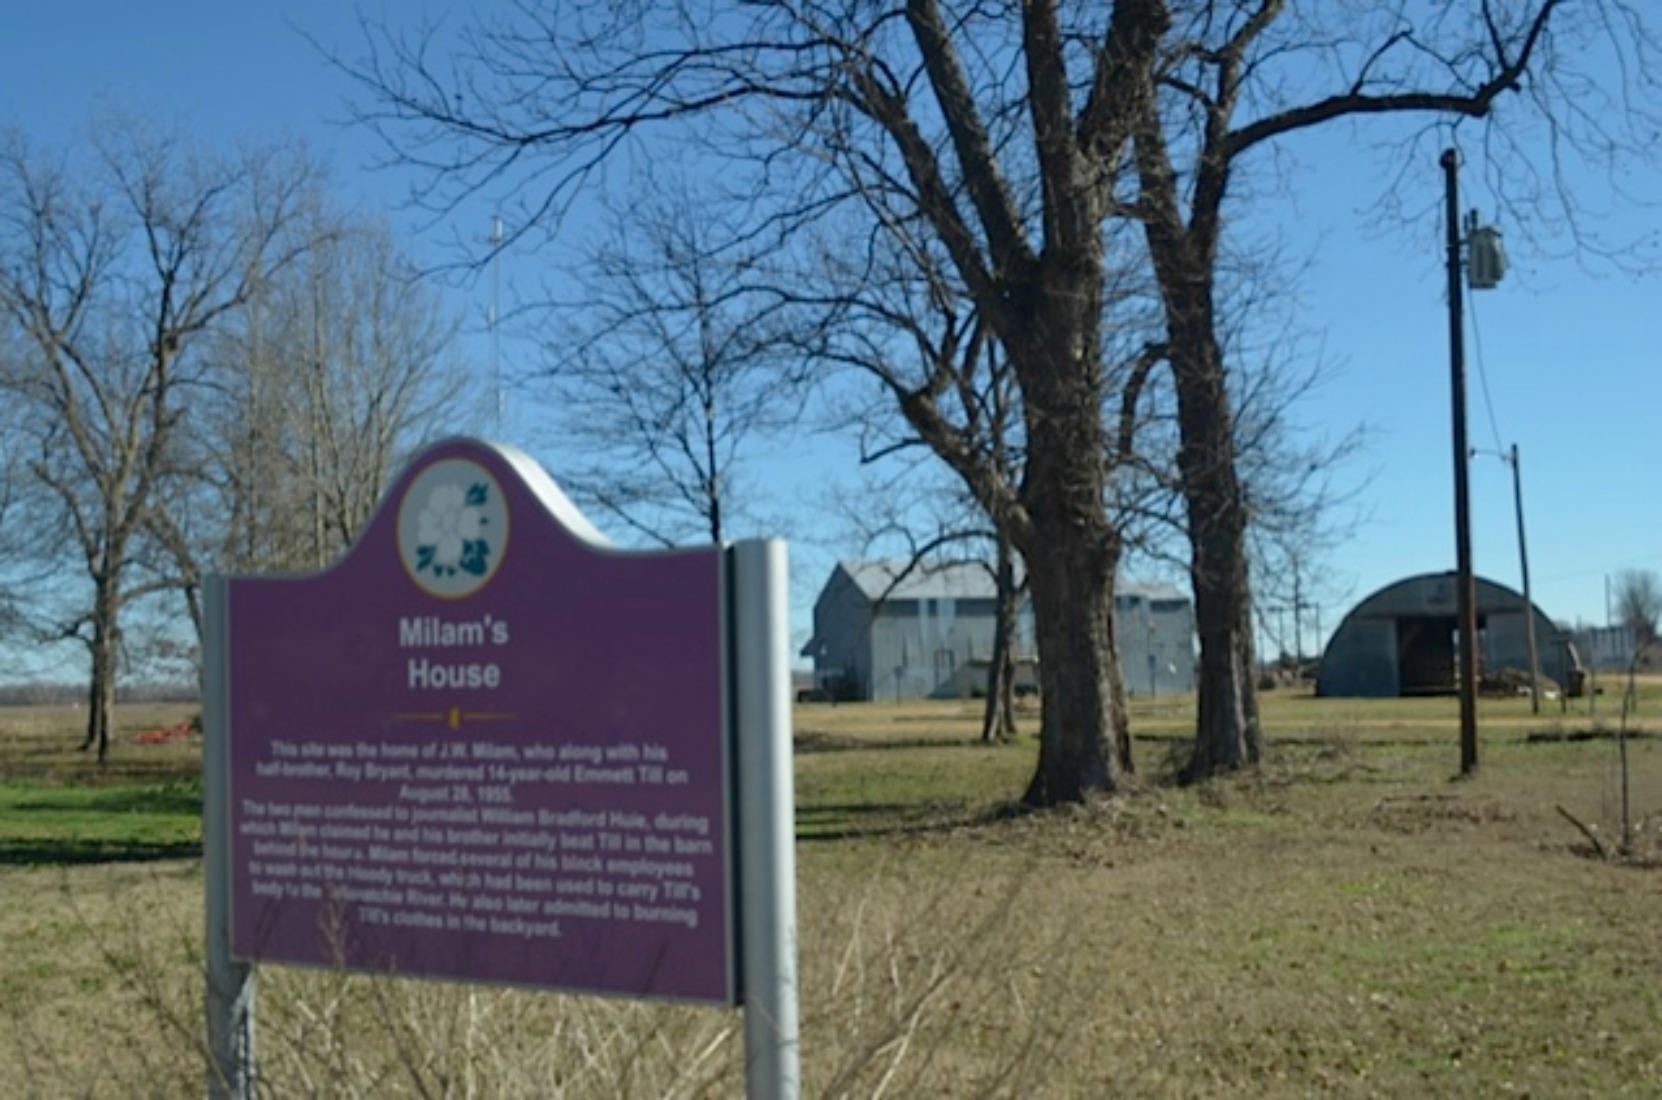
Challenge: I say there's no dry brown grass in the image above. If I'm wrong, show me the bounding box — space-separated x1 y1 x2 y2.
3 688 1661 1097
0 702 200 786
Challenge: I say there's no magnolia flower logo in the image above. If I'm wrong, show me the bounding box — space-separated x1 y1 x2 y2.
415 482 491 578
398 457 509 598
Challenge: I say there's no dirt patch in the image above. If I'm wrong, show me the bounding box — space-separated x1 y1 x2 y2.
1366 792 1517 833
1526 727 1657 743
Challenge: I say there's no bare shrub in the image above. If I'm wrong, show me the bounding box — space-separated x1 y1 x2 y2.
802 858 1080 1098
6 854 1084 1098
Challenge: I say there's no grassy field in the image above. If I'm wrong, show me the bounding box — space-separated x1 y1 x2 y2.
1 684 1659 1097
0 703 202 864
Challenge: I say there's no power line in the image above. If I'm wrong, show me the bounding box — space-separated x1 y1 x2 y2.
1465 259 1506 456
1537 553 1662 585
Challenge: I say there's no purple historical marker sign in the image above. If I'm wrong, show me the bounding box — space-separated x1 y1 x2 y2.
224 439 733 1005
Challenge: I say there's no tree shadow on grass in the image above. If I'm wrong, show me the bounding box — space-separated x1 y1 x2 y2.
0 838 201 866
7 784 202 816
794 732 1010 754
797 800 994 843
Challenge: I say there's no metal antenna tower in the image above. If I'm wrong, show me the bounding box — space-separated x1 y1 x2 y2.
489 215 503 431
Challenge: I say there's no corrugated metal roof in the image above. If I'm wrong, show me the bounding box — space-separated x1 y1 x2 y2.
840 560 996 601
838 560 1186 604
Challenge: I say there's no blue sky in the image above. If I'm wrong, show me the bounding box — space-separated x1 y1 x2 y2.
2 2 1659 664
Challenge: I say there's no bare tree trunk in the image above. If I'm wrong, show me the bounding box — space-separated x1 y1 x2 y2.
981 535 1019 744
998 258 1134 802
1022 560 1129 802
1018 503 1130 804
92 642 116 763
1169 303 1262 781
1134 94 1264 782
80 584 118 762
79 654 102 756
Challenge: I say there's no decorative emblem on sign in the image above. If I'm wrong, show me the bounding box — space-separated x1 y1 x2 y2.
416 481 491 578
397 458 510 598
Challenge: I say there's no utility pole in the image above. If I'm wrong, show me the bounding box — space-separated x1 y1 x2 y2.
1292 560 1305 673
1510 444 1542 714
1442 149 1480 777
1441 149 1508 771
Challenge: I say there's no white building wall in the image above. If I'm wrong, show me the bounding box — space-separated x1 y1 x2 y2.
806 562 1195 701
1574 626 1636 672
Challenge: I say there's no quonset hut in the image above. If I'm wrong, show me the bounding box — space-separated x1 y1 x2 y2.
1317 571 1581 697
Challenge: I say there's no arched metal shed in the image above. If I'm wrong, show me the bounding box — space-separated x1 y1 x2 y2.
1317 571 1580 697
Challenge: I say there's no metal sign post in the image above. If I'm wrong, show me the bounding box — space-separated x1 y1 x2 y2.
732 540 801 1100
204 576 255 1100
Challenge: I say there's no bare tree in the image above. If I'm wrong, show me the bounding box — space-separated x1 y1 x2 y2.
1127 0 1660 780
136 204 467 675
1606 565 1659 849
1172 303 1367 674
1612 569 1661 650
195 207 464 580
0 395 25 640
533 180 808 547
339 3 1165 804
818 287 1039 743
341 1 1659 802
805 207 1168 793
0 124 315 759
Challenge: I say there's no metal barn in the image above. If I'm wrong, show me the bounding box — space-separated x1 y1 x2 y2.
801 561 1195 701
1317 571 1581 697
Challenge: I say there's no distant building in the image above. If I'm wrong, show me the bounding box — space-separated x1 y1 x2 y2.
800 560 1195 701
1318 571 1582 697
1573 625 1636 672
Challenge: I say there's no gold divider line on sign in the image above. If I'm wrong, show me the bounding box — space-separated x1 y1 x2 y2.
390 708 520 729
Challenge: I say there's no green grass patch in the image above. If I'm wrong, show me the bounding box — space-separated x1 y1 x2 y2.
0 780 202 864
0 702 203 864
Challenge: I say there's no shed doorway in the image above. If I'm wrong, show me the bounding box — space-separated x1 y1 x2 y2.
1396 615 1457 696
